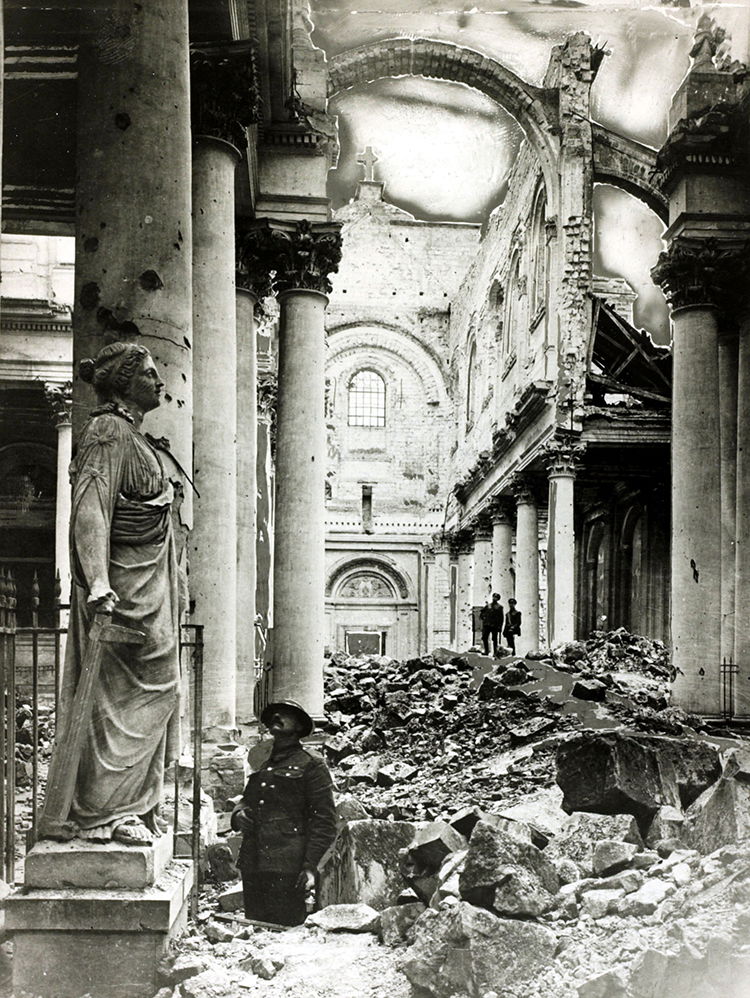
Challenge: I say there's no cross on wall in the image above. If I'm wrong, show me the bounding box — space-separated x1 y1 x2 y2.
357 145 379 182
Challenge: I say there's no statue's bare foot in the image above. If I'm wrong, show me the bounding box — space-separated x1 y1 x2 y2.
112 817 153 846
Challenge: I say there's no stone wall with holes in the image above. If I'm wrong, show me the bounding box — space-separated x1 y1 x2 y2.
448 143 556 488
325 183 479 525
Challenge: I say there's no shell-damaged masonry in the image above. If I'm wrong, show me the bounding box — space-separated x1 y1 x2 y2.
1 2 749 998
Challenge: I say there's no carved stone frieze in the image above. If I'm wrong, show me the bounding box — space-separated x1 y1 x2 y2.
246 219 343 296
190 41 261 148
651 236 750 313
652 102 740 193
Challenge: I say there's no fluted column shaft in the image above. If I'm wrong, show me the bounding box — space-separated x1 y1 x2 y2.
734 314 750 717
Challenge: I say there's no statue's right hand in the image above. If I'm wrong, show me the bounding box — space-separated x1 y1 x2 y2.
87 581 119 615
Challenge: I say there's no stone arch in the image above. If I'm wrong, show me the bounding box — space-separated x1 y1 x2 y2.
591 124 668 223
327 322 449 406
328 38 560 214
326 556 412 600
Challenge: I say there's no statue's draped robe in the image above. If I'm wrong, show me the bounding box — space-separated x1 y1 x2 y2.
61 411 180 833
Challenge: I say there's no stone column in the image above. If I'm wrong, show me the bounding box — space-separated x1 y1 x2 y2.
454 532 475 651
431 533 452 649
44 384 73 614
511 476 540 654
653 239 728 715
235 286 258 724
471 522 493 608
54 408 72 613
191 134 241 733
189 45 261 734
718 330 739 666
256 368 277 669
545 442 582 647
252 220 342 720
734 312 750 717
73 1 193 475
671 305 722 712
422 545 435 655
490 499 515 603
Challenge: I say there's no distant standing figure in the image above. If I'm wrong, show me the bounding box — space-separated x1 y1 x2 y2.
232 699 337 926
503 598 522 655
480 593 504 656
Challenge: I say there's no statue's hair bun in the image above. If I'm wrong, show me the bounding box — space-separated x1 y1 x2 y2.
79 357 96 383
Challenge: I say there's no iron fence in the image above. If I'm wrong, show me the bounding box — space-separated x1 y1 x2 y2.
0 566 204 892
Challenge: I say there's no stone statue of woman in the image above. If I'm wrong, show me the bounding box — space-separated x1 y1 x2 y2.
55 342 181 845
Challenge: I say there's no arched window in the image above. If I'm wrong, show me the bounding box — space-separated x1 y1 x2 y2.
466 338 477 425
503 254 521 357
348 369 386 427
529 186 547 319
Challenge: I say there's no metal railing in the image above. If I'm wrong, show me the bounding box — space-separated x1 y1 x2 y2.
0 566 205 889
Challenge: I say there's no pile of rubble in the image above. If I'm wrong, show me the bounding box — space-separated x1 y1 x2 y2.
553 628 673 681
170 728 750 998
14 697 54 789
316 631 706 820
320 650 578 820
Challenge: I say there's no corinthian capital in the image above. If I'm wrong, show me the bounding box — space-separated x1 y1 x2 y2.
236 227 275 300
543 437 585 477
508 473 538 506
245 219 343 296
651 237 750 312
190 41 261 148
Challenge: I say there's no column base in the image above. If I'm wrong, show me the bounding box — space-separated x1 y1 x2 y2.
6 842 193 998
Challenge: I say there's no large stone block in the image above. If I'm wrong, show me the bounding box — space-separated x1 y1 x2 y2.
545 812 642 877
400 902 556 998
317 819 416 911
683 776 750 854
6 859 193 998
459 820 559 917
410 821 467 870
556 732 721 825
24 833 173 890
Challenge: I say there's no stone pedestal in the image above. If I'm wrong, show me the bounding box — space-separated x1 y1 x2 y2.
236 288 258 723
514 491 540 654
6 839 193 998
191 135 241 732
272 289 328 719
491 505 514 603
671 305 722 714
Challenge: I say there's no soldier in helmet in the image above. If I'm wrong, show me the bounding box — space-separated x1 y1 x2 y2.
231 700 337 926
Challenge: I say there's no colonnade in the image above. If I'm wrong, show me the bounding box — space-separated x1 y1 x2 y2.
65 4 341 734
437 446 581 655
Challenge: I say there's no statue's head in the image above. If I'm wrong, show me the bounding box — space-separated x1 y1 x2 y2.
79 342 163 414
